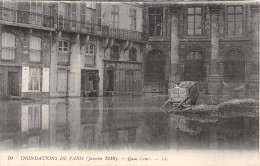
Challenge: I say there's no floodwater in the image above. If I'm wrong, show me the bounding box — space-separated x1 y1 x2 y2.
0 96 258 151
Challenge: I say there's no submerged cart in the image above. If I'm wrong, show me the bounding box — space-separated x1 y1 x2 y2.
161 81 199 110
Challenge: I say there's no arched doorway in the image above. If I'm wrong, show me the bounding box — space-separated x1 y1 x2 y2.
224 51 245 82
145 50 165 82
184 51 205 82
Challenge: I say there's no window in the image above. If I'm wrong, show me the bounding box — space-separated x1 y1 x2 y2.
111 5 119 28
29 36 41 62
58 40 70 63
71 3 76 28
30 1 43 25
29 68 41 91
110 46 119 60
129 9 136 31
145 50 165 82
129 48 137 62
86 2 96 9
58 3 70 29
148 7 163 36
2 0 17 22
224 51 245 82
227 6 243 36
184 51 205 81
81 2 95 32
85 44 95 66
1 33 16 60
187 7 202 35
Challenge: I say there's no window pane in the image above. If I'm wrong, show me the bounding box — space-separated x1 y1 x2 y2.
149 15 155 22
236 22 242 28
188 8 194 14
195 29 202 35
195 23 201 29
228 7 234 13
156 15 162 23
195 7 201 14
235 6 243 13
236 28 242 35
188 16 194 22
156 23 162 35
188 23 194 29
195 15 201 23
149 22 155 35
228 15 234 22
235 15 242 22
228 24 234 35
148 8 156 14
188 29 194 35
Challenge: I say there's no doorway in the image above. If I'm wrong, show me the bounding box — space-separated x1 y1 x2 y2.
107 70 114 91
8 72 19 96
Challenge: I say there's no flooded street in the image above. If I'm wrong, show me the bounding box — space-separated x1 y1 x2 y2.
0 96 258 151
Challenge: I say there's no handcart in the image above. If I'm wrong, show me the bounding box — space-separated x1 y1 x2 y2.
161 81 199 110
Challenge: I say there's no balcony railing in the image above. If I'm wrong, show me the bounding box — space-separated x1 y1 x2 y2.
56 18 148 42
0 7 54 28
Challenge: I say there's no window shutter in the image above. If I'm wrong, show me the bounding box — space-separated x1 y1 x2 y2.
41 104 49 130
69 72 75 92
42 68 49 92
21 106 29 132
57 71 67 92
22 67 29 92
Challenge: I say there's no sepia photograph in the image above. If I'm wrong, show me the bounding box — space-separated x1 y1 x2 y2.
0 0 259 165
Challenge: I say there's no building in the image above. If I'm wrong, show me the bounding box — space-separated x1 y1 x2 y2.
143 2 259 96
0 1 54 99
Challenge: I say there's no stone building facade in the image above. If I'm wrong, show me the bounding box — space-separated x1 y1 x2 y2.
0 1 147 99
143 2 259 96
0 1 54 99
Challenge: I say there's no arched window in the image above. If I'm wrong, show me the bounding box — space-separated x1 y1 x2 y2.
85 44 95 66
58 40 70 63
224 51 245 82
145 50 165 82
129 47 137 62
184 51 205 81
110 46 119 60
1 33 16 60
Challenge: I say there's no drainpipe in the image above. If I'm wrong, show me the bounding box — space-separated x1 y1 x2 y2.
66 66 70 98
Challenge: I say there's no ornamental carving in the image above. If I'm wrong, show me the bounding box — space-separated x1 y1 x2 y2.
179 44 211 62
219 42 252 61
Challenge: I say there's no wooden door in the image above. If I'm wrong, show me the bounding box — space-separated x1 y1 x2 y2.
8 72 19 96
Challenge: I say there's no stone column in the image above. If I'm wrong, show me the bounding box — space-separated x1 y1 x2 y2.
169 6 182 86
208 5 222 94
249 5 259 95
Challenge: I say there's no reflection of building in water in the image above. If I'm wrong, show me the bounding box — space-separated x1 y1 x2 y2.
49 98 81 150
79 97 143 149
0 101 49 150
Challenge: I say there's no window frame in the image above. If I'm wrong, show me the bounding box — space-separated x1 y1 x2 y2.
187 6 203 36
110 46 120 61
28 67 42 92
1 33 16 61
111 5 119 28
30 1 43 25
227 5 243 36
129 47 137 62
57 40 70 64
148 7 163 36
129 8 137 31
29 36 42 62
85 44 96 67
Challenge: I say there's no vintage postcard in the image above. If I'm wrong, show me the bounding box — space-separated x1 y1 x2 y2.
0 0 259 165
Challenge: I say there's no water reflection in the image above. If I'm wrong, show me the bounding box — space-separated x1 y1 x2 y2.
0 97 258 151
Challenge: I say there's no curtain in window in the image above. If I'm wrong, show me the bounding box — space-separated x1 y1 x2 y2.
30 37 41 62
29 68 41 91
2 33 16 60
